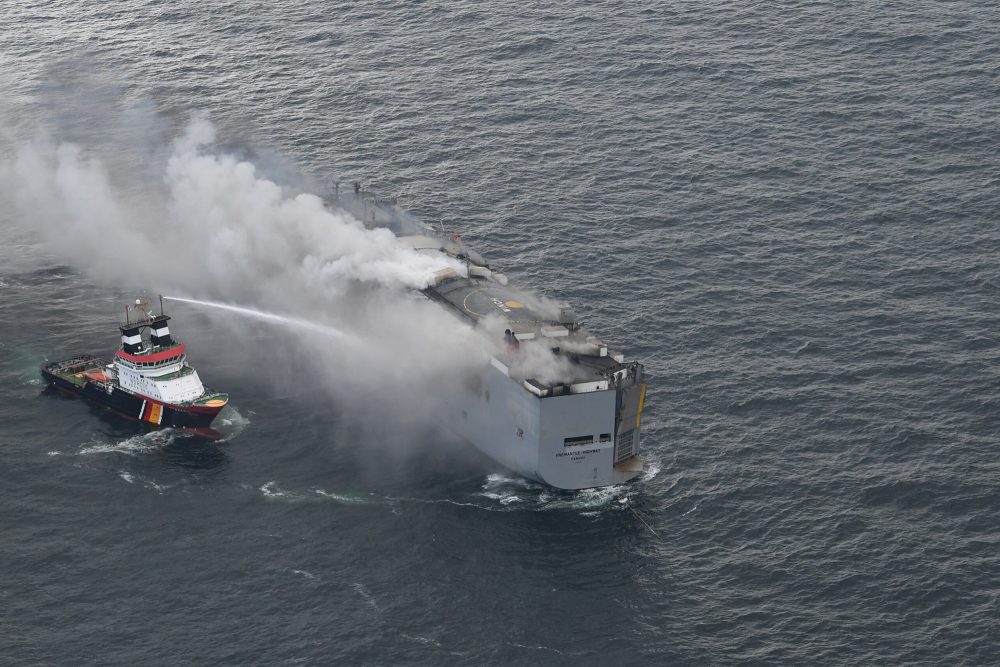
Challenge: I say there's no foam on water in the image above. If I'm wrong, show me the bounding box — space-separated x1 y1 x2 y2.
401 634 442 647
78 429 177 456
259 481 374 505
641 460 662 482
475 473 636 512
535 484 634 511
212 405 250 441
112 469 173 494
479 491 524 506
259 480 288 499
352 582 378 609
481 473 540 490
313 488 370 504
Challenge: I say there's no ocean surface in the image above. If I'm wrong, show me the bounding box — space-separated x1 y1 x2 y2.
3 1 1000 664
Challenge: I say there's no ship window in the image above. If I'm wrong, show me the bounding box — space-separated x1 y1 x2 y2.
564 435 595 447
599 433 612 442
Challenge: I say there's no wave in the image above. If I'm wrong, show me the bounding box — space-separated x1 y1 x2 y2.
78 429 178 455
259 481 371 506
476 473 636 512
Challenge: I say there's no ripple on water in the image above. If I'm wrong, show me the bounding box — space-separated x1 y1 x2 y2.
78 429 178 456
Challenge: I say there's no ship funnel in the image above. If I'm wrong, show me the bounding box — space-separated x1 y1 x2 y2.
150 318 173 347
121 326 142 354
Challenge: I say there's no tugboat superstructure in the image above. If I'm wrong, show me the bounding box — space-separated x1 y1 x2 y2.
42 297 228 431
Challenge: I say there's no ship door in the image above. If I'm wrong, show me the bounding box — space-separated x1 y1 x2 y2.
613 383 646 465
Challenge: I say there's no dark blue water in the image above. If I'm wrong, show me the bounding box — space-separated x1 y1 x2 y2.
3 1 1000 663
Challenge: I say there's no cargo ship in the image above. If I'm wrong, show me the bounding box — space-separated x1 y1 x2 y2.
329 185 647 490
41 297 229 432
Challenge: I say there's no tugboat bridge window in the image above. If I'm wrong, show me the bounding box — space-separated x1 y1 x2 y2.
128 356 180 369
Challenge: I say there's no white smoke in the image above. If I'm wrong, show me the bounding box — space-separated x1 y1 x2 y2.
508 340 577 386
0 116 497 433
0 112 582 468
474 313 577 386
5 116 463 298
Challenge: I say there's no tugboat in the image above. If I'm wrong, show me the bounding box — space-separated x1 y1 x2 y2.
41 296 229 432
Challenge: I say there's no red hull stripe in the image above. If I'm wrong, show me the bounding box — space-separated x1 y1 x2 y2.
115 343 186 363
128 389 227 415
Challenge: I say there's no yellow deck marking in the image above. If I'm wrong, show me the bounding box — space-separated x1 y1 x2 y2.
504 300 524 309
205 399 227 407
462 288 483 318
635 384 647 429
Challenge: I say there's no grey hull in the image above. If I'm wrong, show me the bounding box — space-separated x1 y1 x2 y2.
326 189 648 490
445 361 644 490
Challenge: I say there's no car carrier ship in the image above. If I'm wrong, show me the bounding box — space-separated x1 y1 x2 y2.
330 184 647 490
41 297 229 432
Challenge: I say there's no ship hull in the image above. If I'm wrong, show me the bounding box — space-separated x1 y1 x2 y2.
42 368 224 429
328 189 647 490
445 362 643 490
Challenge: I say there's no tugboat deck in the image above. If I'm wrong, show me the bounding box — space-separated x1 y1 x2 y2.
44 356 108 387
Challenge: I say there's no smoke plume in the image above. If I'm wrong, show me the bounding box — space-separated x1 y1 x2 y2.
1 115 499 442
6 116 464 296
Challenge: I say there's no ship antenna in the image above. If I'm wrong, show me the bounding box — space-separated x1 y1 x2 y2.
125 303 129 325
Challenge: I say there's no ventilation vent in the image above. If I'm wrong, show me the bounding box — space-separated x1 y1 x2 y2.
615 430 638 464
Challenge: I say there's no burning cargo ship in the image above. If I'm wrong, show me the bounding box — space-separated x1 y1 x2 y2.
331 186 647 490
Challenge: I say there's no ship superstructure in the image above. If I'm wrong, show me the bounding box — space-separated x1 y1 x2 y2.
42 298 228 431
330 186 646 490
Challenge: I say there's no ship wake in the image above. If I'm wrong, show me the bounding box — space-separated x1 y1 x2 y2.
78 429 178 456
478 474 636 512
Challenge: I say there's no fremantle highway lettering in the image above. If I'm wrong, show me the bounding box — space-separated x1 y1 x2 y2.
556 448 603 458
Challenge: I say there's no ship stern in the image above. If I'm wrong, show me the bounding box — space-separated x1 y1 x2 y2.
535 380 646 490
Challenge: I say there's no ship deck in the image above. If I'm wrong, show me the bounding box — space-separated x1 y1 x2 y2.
43 356 108 387
426 278 552 327
328 189 643 392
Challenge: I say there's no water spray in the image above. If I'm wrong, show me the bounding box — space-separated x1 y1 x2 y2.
163 295 349 340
